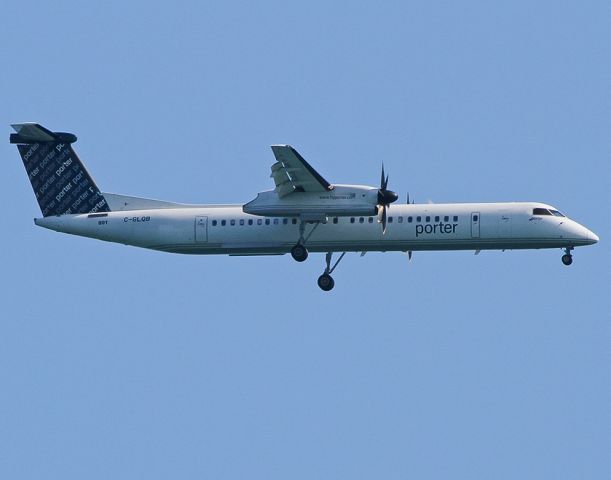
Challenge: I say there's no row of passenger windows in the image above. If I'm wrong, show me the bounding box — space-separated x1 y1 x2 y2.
349 215 460 224
212 218 299 227
210 215 459 227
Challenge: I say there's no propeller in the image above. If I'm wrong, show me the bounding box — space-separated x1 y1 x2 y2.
376 164 399 234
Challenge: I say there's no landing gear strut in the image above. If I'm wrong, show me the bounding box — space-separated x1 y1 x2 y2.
317 252 346 291
562 247 573 266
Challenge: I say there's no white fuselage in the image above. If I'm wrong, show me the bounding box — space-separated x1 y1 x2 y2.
35 201 597 255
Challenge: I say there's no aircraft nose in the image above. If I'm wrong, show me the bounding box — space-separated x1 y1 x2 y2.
577 225 599 245
567 222 598 246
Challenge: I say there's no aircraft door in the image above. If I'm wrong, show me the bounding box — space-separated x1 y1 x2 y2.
471 212 480 238
195 216 208 243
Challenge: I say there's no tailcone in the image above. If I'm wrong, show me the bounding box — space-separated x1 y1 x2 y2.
34 215 66 232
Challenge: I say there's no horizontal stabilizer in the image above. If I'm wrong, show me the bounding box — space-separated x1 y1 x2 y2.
10 123 77 144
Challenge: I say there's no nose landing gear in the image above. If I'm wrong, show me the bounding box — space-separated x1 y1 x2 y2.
561 247 573 266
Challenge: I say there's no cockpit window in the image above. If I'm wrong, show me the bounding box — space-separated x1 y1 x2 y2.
549 209 565 217
532 208 566 217
533 208 552 216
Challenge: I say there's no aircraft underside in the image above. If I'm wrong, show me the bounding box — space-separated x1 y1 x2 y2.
151 237 577 255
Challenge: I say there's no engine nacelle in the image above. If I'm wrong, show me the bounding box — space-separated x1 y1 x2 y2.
243 184 379 217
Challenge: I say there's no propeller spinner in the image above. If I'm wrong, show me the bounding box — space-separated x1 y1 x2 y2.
377 165 398 234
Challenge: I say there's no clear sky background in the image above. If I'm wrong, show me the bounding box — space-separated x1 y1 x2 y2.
1 1 610 478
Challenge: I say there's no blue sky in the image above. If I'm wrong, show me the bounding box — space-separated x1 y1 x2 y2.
1 1 610 478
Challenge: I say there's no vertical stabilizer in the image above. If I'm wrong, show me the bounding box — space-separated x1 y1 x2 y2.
10 123 110 217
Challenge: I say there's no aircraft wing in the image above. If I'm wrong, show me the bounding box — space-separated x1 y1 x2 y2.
270 145 332 197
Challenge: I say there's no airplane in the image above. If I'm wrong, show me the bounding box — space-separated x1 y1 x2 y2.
11 123 599 291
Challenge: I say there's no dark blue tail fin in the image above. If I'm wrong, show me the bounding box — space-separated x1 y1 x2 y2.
10 123 110 217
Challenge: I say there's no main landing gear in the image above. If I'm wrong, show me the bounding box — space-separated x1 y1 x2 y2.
561 247 574 266
317 252 346 291
287 218 345 291
290 244 308 262
317 273 334 291
290 219 322 263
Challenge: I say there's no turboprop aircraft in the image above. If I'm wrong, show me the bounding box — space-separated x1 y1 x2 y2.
11 123 598 291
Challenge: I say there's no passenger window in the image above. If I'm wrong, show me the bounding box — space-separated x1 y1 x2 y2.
221 220 226 226
444 216 449 222
453 215 458 222
265 219 270 225
350 217 355 224
416 216 421 222
388 217 393 223
257 219 262 225
398 216 403 223
248 219 253 225
230 219 235 226
239 219 244 226
359 217 364 223
273 218 279 225
408 216 412 223
212 220 217 226
435 216 440 222
283 218 288 225
425 216 430 222
368 217 373 223
333 217 338 224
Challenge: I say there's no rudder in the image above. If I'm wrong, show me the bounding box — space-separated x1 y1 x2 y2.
10 123 110 217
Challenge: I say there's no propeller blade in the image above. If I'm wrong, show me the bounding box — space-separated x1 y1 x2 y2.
376 164 397 234
381 205 387 234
